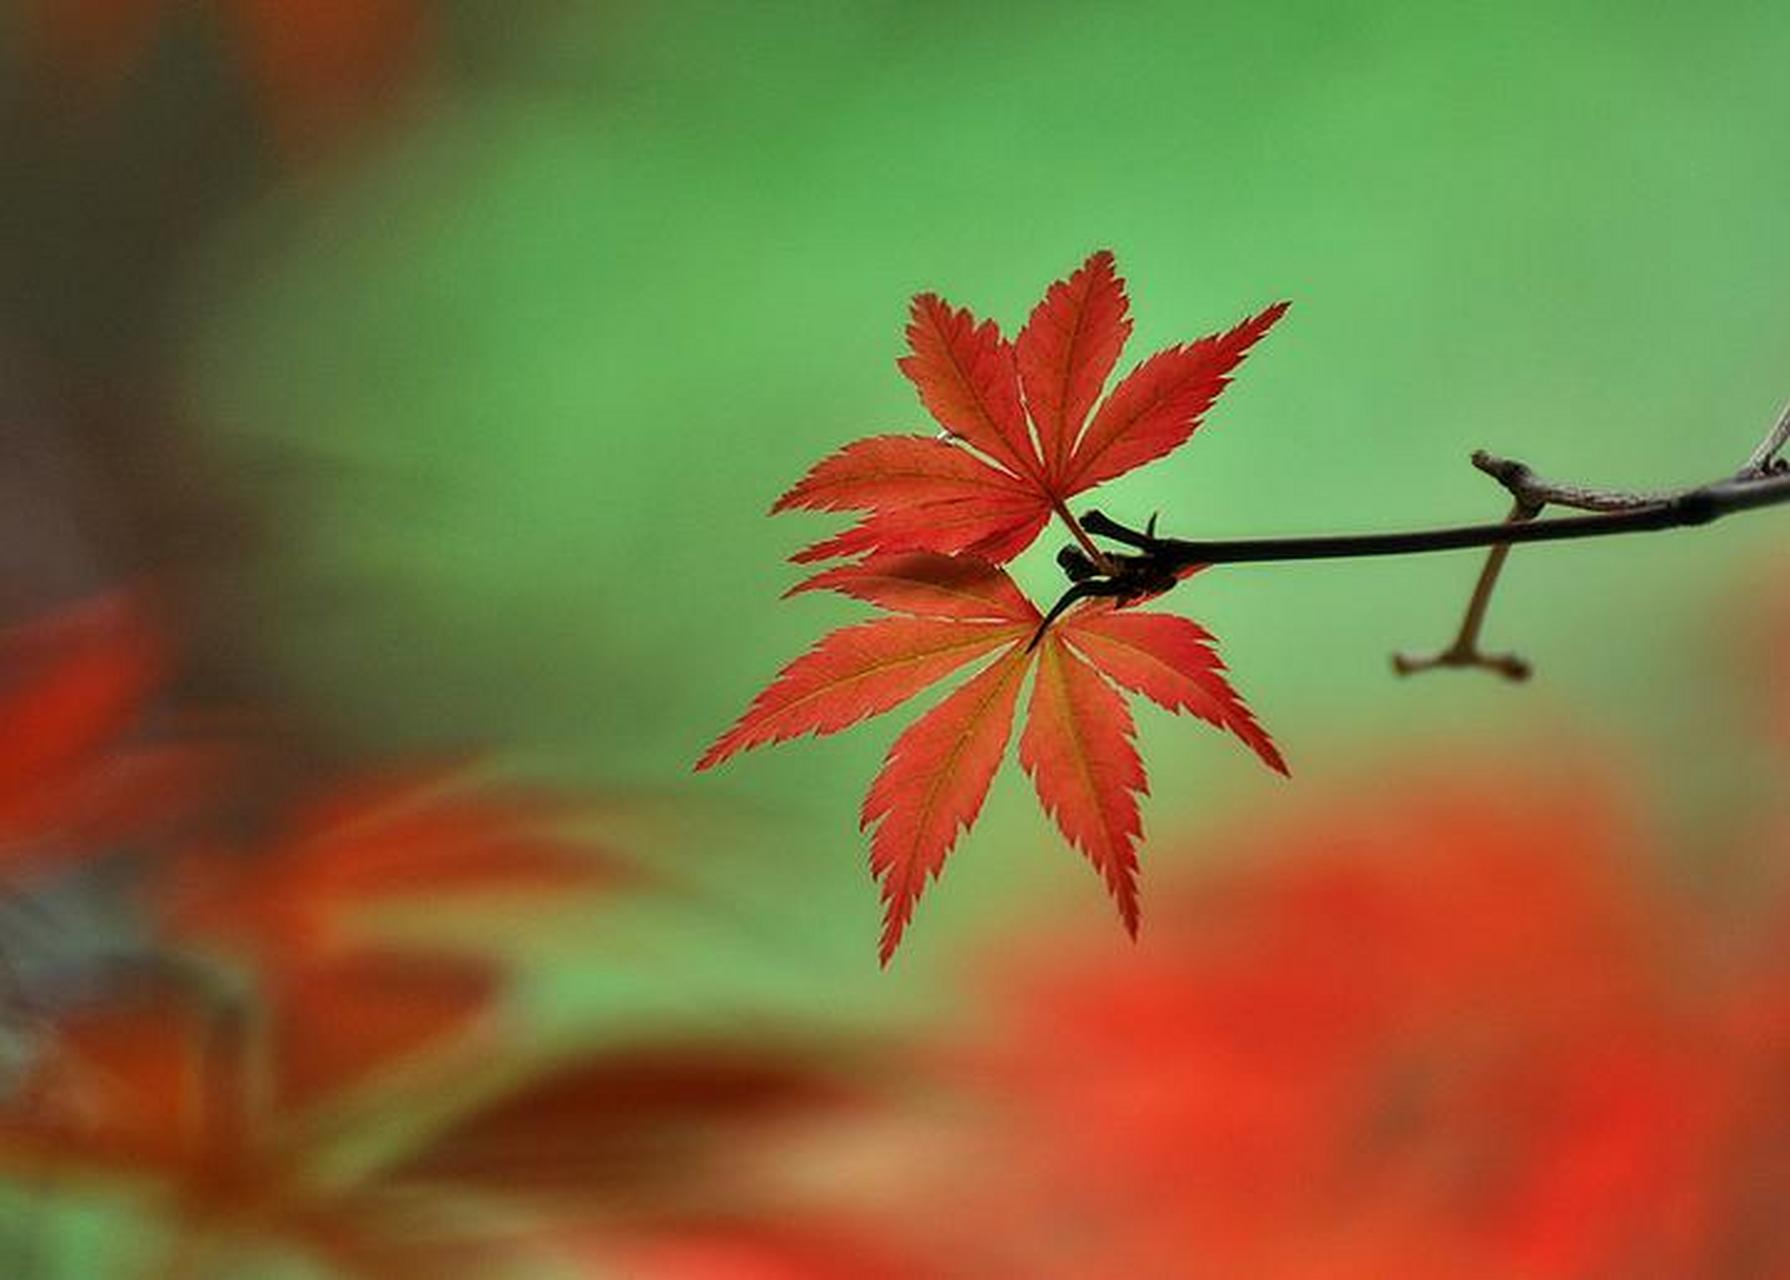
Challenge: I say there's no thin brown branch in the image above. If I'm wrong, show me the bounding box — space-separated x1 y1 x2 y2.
1468 452 1677 513
1048 406 1790 676
1391 501 1537 679
1742 402 1790 477
1395 405 1790 678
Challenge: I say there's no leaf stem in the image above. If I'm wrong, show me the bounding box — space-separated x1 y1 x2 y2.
1051 497 1116 574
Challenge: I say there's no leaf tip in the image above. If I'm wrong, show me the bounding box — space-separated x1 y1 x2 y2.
694 723 756 772
779 572 822 601
876 903 910 966
1252 738 1290 777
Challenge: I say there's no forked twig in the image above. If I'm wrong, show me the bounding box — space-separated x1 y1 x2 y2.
1396 404 1790 678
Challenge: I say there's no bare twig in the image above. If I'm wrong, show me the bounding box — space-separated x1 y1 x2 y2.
1742 402 1790 477
1391 501 1538 679
1394 405 1790 678
1048 406 1790 676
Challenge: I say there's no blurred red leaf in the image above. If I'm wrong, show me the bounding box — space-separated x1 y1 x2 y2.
154 767 633 1122
0 955 492 1190
0 985 224 1182
0 593 216 877
595 1217 915 1280
0 967 865 1275
271 953 498 1114
28 0 429 150
0 595 160 795
904 766 1790 1278
390 1045 854 1206
163 767 626 962
0 592 862 1276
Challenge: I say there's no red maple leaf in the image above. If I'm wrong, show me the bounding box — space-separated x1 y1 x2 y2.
0 593 217 879
698 553 1281 962
773 251 1285 565
158 766 629 1110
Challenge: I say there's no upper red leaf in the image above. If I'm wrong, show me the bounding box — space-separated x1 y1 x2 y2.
776 253 1285 566
1019 635 1146 935
1017 250 1133 485
1063 299 1288 495
862 646 1031 964
1063 609 1287 775
897 294 1042 482
696 617 1026 771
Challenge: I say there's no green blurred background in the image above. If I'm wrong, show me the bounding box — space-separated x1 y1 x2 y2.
7 0 1788 1020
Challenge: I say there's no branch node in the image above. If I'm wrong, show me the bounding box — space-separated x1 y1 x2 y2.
1057 545 1102 582
1079 509 1157 551
1392 646 1532 682
1471 449 1528 488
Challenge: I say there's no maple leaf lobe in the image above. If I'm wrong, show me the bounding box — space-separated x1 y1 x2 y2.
1018 633 1147 936
1064 297 1289 494
695 616 1025 772
862 646 1030 964
1016 249 1134 484
898 293 1040 483
1063 609 1287 776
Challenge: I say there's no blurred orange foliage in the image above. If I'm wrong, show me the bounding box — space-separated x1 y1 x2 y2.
0 593 215 879
27 0 429 151
8 576 1790 1277
915 767 1790 1279
0 595 871 1277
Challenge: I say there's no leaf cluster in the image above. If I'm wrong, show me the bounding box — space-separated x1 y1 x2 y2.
700 252 1289 961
